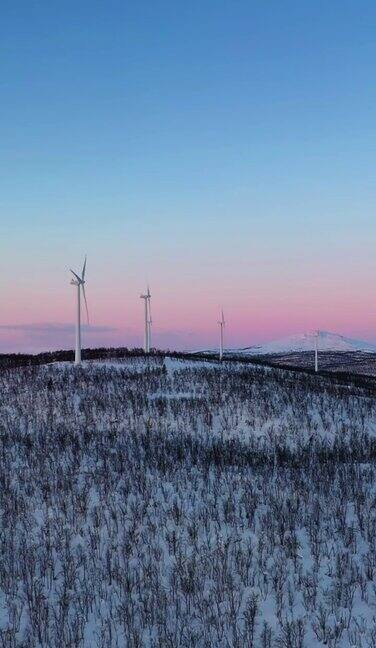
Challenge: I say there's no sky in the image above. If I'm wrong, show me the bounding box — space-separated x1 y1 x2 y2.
1 0 376 352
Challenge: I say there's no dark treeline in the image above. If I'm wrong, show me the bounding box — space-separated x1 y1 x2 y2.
2 346 376 395
0 347 214 369
0 347 146 369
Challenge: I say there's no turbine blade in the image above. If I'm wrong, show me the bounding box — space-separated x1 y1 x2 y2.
82 255 87 280
82 284 90 325
70 269 81 283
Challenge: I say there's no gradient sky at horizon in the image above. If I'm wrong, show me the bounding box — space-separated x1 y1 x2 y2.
1 0 376 352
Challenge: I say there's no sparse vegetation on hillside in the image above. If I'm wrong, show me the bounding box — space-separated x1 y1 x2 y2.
1 357 376 646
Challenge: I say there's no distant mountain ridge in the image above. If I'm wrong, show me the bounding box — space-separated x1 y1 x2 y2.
234 331 376 355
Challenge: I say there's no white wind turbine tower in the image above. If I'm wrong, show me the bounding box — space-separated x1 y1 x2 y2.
314 329 319 373
70 257 89 365
140 285 152 353
218 309 225 361
147 286 152 350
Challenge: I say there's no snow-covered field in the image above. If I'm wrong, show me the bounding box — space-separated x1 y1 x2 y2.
1 356 376 646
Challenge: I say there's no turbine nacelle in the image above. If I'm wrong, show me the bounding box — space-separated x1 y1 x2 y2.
70 270 85 285
70 256 86 284
140 288 151 300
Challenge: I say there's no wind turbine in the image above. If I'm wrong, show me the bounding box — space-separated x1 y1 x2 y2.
140 285 152 353
70 257 89 365
218 309 225 361
147 286 152 350
314 329 319 373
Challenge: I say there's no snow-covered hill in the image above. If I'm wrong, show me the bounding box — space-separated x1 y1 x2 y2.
234 330 376 355
3 356 376 646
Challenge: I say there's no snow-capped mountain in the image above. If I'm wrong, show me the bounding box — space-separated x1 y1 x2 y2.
235 331 376 355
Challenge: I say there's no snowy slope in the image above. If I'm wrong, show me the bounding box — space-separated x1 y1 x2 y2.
234 330 376 355
3 356 376 646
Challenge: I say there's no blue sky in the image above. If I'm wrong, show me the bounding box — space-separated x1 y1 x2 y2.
1 1 376 351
